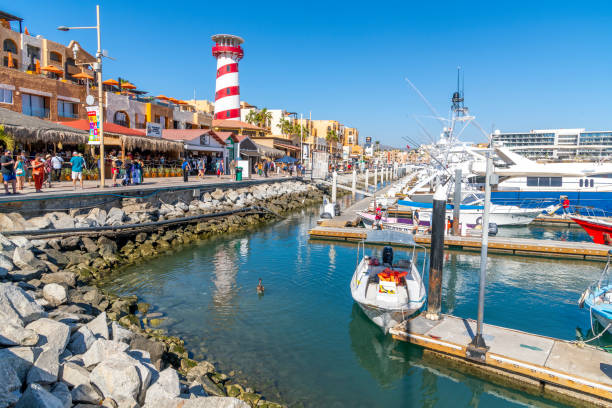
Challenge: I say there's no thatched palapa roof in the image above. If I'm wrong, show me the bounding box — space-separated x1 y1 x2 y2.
0 107 88 144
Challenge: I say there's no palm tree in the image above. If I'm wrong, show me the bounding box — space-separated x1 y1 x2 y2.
326 129 338 143
258 108 272 128
245 110 258 125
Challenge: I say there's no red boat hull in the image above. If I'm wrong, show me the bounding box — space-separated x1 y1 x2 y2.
571 216 612 245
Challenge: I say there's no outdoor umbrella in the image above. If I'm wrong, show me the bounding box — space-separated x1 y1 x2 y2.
275 156 297 164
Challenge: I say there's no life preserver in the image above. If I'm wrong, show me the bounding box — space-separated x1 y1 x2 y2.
377 268 408 285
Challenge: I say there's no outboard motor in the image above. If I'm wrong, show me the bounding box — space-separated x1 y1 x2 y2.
334 203 341 216
382 246 394 266
488 223 498 236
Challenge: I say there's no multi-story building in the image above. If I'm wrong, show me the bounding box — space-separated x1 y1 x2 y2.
344 126 359 146
492 128 612 160
186 99 215 115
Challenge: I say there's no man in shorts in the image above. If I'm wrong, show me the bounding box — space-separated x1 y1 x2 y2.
0 150 16 195
70 151 85 190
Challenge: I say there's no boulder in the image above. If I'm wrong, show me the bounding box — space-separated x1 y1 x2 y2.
186 361 215 382
26 216 52 230
90 357 142 402
82 338 129 367
143 367 180 406
26 348 60 384
135 232 148 243
130 334 165 369
112 321 134 343
107 208 126 225
59 236 81 250
41 271 77 287
26 318 71 353
86 208 107 226
0 233 16 251
8 267 44 282
13 247 45 270
43 283 68 306
51 213 76 230
159 203 175 216
0 253 15 273
174 201 189 212
0 212 26 231
97 237 118 257
0 321 39 346
0 283 47 325
181 397 250 408
81 237 98 253
71 383 103 405
43 248 69 267
226 190 239 203
68 325 96 355
51 382 72 408
0 346 36 383
211 189 225 201
59 362 90 387
86 311 109 340
15 383 64 408
0 356 22 405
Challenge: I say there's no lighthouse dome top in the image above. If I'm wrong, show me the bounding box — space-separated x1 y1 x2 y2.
211 34 244 45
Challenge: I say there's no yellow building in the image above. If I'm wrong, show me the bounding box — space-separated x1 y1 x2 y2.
344 127 359 147
186 99 215 114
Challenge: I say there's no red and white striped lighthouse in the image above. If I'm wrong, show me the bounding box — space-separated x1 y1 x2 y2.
211 34 244 121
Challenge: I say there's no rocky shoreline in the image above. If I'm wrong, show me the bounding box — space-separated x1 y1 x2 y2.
0 180 330 408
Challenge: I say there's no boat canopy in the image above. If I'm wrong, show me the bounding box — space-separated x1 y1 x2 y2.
397 199 484 211
365 230 416 246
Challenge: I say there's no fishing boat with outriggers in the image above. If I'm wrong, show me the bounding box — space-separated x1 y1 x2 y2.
579 249 612 334
350 230 427 333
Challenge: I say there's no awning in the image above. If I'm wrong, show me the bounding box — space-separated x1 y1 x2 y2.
185 144 224 152
274 141 300 151
255 142 284 158
240 149 260 157
120 82 136 89
41 65 63 75
72 72 94 80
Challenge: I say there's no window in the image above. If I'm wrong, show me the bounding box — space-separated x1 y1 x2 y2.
22 93 49 118
226 111 230 118
227 65 230 72
527 177 538 187
579 179 583 187
226 88 230 95
0 88 12 104
49 52 62 63
57 100 77 118
113 111 129 127
3 39 17 54
550 177 562 187
590 179 594 188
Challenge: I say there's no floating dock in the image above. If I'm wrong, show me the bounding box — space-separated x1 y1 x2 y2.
390 314 612 407
308 226 609 260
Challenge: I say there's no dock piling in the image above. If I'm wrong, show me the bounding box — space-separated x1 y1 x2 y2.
352 169 356 198
426 186 446 321
374 167 378 190
332 171 337 203
365 169 369 193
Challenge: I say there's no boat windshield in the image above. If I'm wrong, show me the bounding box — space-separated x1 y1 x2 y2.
461 193 484 205
590 252 612 294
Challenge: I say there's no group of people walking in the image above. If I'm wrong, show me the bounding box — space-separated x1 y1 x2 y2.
0 150 86 195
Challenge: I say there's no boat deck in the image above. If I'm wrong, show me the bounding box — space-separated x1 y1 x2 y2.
308 226 610 260
390 313 612 406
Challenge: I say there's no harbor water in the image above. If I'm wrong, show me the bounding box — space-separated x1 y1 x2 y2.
102 197 605 407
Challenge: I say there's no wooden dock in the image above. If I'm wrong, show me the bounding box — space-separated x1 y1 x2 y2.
390 314 612 406
532 215 579 227
308 226 610 260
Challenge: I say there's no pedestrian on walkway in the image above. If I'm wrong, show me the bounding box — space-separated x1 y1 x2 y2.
70 151 85 190
264 160 269 178
31 154 45 193
44 154 53 188
51 153 63 182
1 150 16 195
182 157 191 182
14 154 25 191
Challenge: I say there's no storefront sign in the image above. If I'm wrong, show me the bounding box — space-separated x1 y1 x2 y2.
86 106 101 145
302 144 309 160
200 134 211 145
365 136 372 144
146 122 162 138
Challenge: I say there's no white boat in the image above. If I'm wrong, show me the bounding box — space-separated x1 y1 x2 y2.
579 249 612 334
350 230 427 333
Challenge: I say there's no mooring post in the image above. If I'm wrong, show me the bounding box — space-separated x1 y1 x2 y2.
332 171 337 203
374 167 378 191
466 150 494 361
426 186 446 320
453 169 461 236
351 169 356 198
365 168 369 192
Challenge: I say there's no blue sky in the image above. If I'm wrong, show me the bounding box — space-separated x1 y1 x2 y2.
6 1 612 147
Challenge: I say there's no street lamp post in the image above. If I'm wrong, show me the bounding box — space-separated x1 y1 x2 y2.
58 4 105 189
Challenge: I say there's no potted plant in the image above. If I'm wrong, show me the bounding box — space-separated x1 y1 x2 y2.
63 168 71 181
144 167 151 178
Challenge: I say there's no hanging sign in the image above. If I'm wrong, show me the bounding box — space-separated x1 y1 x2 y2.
146 122 162 138
302 144 309 160
86 106 101 145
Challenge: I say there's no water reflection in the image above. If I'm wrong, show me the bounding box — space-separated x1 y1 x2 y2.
210 245 240 322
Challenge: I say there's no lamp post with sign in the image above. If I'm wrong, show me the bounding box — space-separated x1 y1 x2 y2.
58 5 105 188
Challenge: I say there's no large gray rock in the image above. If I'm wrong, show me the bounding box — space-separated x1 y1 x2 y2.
86 311 109 340
86 208 107 227
26 318 70 353
16 383 64 408
0 356 22 407
90 357 142 402
0 212 26 231
51 213 75 230
144 367 180 406
107 208 126 225
0 253 15 274
82 338 129 367
27 348 60 384
0 233 16 251
43 283 68 306
97 237 118 258
0 321 39 346
68 325 96 355
181 397 250 408
8 267 44 282
71 383 103 404
211 189 225 201
0 346 36 383
51 382 72 408
59 362 90 387
112 321 134 343
225 190 239 203
0 283 47 325
130 334 165 369
26 216 52 230
13 247 44 270
10 236 33 249
81 237 98 253
41 271 77 287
